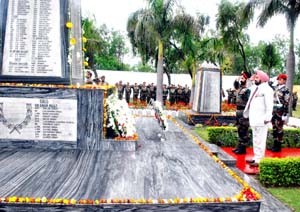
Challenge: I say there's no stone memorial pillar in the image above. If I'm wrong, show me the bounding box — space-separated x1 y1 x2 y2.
0 0 110 151
70 0 83 84
0 0 83 84
192 63 222 114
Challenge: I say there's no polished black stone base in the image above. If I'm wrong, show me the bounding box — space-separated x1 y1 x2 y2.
0 202 260 211
179 110 236 126
0 117 260 211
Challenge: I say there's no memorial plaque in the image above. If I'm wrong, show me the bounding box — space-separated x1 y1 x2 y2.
192 67 222 114
0 97 77 141
0 0 70 84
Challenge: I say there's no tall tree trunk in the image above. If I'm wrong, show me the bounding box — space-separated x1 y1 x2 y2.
156 40 164 103
189 62 196 106
286 25 295 116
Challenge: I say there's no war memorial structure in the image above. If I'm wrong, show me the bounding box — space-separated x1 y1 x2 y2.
0 0 290 211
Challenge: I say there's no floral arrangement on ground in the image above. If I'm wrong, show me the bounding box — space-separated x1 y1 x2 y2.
106 94 138 140
151 100 168 131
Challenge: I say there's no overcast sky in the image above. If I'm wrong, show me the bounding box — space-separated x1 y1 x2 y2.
81 0 299 64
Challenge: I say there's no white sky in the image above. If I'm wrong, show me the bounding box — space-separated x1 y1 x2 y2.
82 0 300 64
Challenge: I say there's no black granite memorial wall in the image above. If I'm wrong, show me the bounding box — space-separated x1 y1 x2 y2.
0 0 70 84
0 86 113 150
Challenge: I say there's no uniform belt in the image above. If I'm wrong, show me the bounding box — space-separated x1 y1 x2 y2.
237 106 245 110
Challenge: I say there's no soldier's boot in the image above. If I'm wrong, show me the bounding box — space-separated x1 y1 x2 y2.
271 140 282 152
233 144 246 154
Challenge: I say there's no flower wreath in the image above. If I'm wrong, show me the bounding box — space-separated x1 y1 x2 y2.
106 94 137 138
149 99 168 131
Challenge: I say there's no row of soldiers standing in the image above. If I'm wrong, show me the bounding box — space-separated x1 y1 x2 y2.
116 81 191 105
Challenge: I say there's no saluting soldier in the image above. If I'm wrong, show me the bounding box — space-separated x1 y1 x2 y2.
232 71 251 154
271 74 290 152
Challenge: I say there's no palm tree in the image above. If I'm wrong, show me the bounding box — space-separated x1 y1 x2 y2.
244 0 300 99
216 0 253 73
127 0 189 103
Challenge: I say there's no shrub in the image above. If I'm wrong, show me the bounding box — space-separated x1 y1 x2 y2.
203 126 300 148
259 158 300 187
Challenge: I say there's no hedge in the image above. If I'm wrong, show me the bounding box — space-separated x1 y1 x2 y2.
205 126 300 148
259 157 300 187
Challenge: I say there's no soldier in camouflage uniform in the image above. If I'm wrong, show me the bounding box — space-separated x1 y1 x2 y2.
271 74 290 152
232 71 251 154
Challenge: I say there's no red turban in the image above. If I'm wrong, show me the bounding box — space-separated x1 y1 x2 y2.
255 70 269 82
241 71 251 79
277 74 287 81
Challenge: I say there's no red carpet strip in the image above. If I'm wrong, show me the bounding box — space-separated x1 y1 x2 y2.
222 147 300 175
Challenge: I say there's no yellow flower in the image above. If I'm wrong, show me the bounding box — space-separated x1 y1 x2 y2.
66 22 73 29
70 199 77 204
41 197 47 203
35 197 41 203
8 196 17 203
70 37 76 45
83 61 89 67
83 47 87 52
82 37 87 43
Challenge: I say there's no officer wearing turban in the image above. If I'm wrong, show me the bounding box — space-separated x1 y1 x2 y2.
243 70 273 167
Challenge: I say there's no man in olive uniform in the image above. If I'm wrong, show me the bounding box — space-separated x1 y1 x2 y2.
139 82 148 104
132 83 140 105
176 85 184 104
169 84 177 105
271 74 290 152
149 83 156 102
117 81 125 100
232 71 251 154
183 84 191 105
124 82 132 103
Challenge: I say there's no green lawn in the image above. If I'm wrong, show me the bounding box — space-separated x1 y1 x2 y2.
267 188 300 212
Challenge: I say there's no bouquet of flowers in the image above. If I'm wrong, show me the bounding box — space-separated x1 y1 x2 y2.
106 94 137 139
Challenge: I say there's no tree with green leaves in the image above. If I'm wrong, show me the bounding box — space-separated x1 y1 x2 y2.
216 0 253 73
244 0 300 103
82 18 128 71
82 17 105 69
127 0 197 103
261 43 281 76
